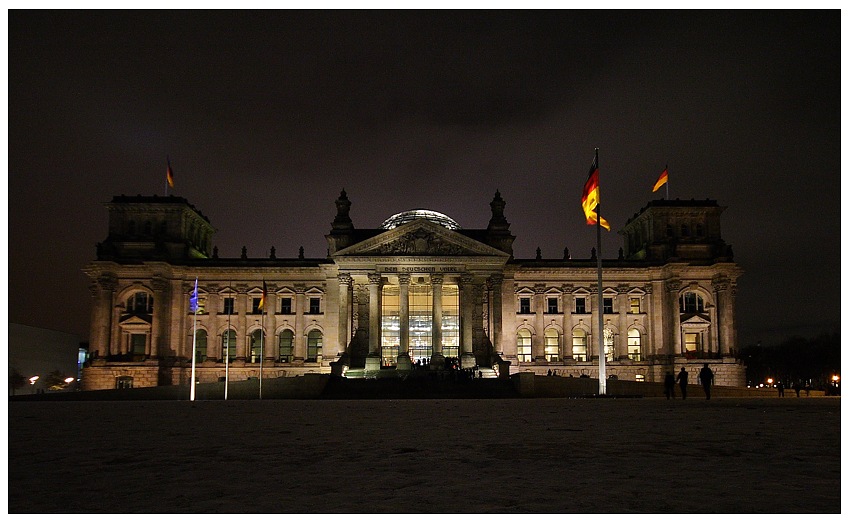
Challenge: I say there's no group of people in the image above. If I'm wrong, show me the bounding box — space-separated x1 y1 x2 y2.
664 363 715 400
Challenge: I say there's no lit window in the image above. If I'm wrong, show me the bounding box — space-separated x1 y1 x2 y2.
516 328 532 362
684 332 700 354
544 328 559 361
575 297 586 314
635 374 645 382
307 330 322 362
572 329 587 361
629 297 641 314
116 376 134 389
441 285 459 359
221 330 236 361
604 328 615 361
278 330 293 363
250 330 264 363
603 298 614 314
381 286 400 366
627 328 641 361
547 297 559 314
519 297 531 314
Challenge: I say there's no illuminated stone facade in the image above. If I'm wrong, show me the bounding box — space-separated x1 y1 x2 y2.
81 191 745 391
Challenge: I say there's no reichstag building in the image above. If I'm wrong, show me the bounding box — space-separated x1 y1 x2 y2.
81 190 744 390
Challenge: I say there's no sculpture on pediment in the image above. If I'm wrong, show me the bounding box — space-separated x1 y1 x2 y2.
368 228 467 255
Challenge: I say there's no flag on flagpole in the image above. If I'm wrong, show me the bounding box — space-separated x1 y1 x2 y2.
258 281 267 311
581 154 611 231
652 167 669 192
167 158 175 188
189 278 199 312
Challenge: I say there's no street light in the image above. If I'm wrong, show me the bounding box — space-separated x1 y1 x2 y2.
29 376 39 394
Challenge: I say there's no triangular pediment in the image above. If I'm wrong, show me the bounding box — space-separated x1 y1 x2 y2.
681 314 711 325
334 219 509 258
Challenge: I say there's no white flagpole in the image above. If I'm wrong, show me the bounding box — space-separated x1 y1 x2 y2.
259 308 264 400
190 279 198 401
666 164 670 200
595 148 606 395
225 282 231 401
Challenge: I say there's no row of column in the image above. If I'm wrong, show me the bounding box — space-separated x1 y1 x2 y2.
338 272 502 369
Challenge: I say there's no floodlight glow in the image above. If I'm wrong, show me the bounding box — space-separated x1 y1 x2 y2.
29 376 39 385
64 377 75 384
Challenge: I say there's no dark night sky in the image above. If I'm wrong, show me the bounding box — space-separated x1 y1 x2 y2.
6 10 842 348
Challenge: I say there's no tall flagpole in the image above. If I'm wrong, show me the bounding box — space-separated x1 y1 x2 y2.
666 164 670 200
190 278 199 401
595 148 606 395
225 282 231 401
259 309 264 400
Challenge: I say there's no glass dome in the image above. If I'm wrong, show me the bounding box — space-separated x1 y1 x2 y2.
381 209 461 230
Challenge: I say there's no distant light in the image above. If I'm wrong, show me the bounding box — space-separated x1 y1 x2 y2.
766 378 774 385
29 376 39 385
64 377 75 384
832 375 840 382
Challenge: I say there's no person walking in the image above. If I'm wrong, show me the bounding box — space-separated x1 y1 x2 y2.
664 371 675 399
698 363 714 400
676 366 688 399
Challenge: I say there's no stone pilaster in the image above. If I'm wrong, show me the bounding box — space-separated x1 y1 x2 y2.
460 273 476 369
533 284 546 361
365 273 382 371
561 284 574 360
294 284 305 362
150 276 169 358
490 274 504 357
666 279 682 357
337 273 352 355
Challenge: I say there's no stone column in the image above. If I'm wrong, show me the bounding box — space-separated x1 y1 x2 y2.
337 274 352 355
150 277 169 358
590 285 601 361
90 275 116 358
533 284 546 361
294 285 306 362
365 273 383 371
490 274 504 357
236 287 248 361
666 280 682 357
397 274 412 370
562 285 574 360
460 273 476 369
111 300 123 355
429 274 445 369
713 276 737 357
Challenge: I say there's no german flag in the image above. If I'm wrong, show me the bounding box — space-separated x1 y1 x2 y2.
166 158 175 188
258 281 267 312
653 167 668 192
581 153 611 231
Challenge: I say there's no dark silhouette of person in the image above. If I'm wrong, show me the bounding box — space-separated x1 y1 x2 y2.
777 381 785 397
676 367 688 399
698 363 714 400
664 372 675 399
793 381 802 397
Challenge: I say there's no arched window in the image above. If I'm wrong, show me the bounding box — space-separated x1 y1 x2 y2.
127 292 153 313
544 328 560 362
572 329 587 362
279 330 294 363
250 330 264 363
307 330 322 362
627 328 641 361
194 330 207 363
604 328 615 361
516 328 532 362
680 292 705 313
221 330 236 362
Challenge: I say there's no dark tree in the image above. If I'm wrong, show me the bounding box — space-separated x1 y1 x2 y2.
9 367 26 396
